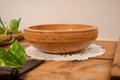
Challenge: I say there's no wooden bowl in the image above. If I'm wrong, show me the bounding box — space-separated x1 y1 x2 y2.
24 24 98 53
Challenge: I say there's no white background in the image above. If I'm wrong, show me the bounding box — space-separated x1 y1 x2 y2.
0 0 120 41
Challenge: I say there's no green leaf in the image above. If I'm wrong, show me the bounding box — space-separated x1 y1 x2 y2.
9 18 21 32
0 59 5 66
0 27 4 34
0 40 26 68
0 48 6 58
9 40 26 65
0 48 6 66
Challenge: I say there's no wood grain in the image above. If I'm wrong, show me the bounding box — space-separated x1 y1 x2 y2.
111 38 120 76
24 24 98 53
18 40 117 80
20 59 112 80
92 40 117 60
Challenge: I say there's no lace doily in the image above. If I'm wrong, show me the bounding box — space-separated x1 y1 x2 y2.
25 44 105 61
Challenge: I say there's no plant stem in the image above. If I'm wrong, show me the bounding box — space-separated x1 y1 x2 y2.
0 18 6 29
0 34 15 44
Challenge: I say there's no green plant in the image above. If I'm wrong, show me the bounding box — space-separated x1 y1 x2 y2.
0 18 21 44
0 40 26 68
0 17 21 35
0 18 26 68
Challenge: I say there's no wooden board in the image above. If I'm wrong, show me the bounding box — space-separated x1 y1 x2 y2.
111 38 120 76
20 59 112 80
18 40 117 80
92 40 117 60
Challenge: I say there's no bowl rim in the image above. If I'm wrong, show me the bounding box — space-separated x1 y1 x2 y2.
24 24 97 33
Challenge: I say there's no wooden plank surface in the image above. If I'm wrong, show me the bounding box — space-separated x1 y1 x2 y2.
111 38 120 76
92 40 117 60
20 59 112 80
18 40 117 80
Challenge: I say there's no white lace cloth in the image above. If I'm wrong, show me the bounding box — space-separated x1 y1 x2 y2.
25 44 105 61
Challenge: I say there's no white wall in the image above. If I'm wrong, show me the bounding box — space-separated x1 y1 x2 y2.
0 0 120 41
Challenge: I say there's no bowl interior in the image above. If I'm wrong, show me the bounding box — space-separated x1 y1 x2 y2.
29 24 95 31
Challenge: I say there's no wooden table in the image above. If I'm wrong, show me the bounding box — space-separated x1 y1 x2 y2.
5 40 120 80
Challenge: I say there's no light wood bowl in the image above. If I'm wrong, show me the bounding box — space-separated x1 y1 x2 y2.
24 24 98 53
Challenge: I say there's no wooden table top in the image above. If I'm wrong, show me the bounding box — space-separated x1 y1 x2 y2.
4 40 119 80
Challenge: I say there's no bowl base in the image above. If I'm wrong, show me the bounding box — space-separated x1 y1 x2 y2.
31 41 91 54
